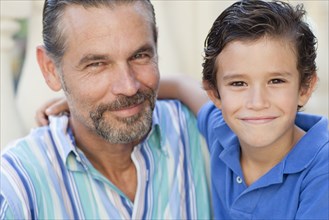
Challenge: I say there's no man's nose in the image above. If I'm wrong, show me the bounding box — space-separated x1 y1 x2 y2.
111 63 140 96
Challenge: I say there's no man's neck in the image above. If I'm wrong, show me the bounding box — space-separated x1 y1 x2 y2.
70 118 138 202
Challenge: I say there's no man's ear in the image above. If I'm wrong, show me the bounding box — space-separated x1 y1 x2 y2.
36 46 62 91
298 74 318 107
202 80 222 109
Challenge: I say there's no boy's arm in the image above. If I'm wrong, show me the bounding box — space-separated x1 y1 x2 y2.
158 76 209 115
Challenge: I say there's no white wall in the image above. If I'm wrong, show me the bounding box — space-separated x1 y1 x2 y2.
1 0 328 149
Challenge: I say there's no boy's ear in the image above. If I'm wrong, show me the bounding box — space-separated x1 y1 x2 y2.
202 80 222 109
298 74 318 107
36 46 62 92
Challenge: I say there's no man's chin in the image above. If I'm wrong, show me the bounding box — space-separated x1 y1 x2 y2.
95 107 153 144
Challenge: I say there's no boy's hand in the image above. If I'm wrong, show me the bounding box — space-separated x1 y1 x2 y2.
35 97 69 126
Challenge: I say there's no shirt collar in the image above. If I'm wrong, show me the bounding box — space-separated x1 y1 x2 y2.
212 111 328 174
284 112 328 173
146 103 166 152
48 115 84 171
212 110 239 150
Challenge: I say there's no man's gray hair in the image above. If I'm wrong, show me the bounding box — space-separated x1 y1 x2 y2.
42 0 157 67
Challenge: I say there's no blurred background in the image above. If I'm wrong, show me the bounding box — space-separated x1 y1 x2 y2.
1 0 328 150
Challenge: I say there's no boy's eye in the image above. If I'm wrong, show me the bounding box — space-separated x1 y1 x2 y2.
230 81 247 87
269 78 285 84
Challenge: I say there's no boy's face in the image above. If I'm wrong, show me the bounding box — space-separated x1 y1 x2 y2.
207 37 313 149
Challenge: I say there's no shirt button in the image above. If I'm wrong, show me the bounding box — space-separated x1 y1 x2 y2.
236 176 243 184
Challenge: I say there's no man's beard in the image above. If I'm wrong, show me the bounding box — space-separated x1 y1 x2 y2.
90 89 156 144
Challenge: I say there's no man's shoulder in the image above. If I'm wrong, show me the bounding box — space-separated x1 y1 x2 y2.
153 99 198 132
0 125 59 219
1 126 50 163
151 100 201 143
155 99 196 119
155 99 187 108
2 114 71 159
3 126 49 149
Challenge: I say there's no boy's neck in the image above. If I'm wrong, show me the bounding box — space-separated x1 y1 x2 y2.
240 125 305 186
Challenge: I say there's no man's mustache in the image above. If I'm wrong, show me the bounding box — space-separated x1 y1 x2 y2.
90 90 155 120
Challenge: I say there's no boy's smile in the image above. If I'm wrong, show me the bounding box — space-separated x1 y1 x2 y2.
239 115 278 125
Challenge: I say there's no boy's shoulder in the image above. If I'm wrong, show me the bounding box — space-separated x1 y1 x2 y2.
197 101 226 134
296 112 328 132
285 112 329 174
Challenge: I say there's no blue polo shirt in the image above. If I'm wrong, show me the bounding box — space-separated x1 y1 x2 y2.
198 102 329 219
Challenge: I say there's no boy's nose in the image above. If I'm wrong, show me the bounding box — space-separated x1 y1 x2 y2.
245 86 270 110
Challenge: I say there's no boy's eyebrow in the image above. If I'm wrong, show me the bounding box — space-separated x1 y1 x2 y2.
270 71 293 77
222 71 294 81
222 73 246 81
266 71 295 79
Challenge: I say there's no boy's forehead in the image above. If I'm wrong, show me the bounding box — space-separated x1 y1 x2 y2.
218 36 297 61
215 37 299 76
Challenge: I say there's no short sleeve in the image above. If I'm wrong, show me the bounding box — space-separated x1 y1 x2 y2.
198 102 223 149
197 102 214 138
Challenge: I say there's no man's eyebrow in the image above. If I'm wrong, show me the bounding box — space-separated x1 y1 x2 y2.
132 44 155 56
77 54 110 67
76 44 155 67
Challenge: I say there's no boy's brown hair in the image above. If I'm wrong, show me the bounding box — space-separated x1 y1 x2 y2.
202 0 317 108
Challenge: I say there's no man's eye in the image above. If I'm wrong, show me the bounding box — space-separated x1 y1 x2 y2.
269 78 285 84
230 81 247 87
87 62 104 68
133 53 149 60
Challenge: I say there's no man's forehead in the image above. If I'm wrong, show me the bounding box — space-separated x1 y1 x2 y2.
58 3 156 61
61 1 152 21
62 5 146 33
60 3 153 37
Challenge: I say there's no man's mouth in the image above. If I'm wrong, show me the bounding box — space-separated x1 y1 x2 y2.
111 102 144 118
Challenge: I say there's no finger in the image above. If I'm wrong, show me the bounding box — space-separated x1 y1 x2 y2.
35 111 49 126
45 98 69 116
35 97 66 126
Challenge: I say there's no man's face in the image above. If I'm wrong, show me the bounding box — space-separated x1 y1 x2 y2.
58 3 159 144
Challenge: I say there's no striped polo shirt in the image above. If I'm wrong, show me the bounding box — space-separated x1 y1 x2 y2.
0 100 211 219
